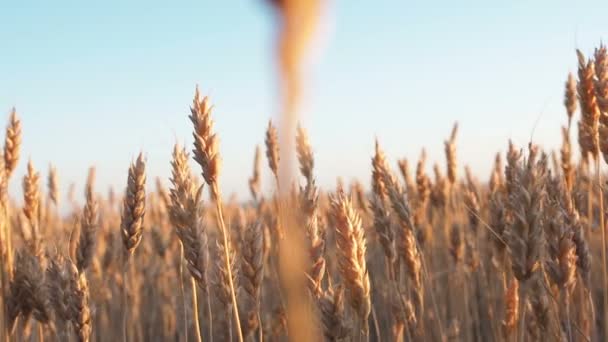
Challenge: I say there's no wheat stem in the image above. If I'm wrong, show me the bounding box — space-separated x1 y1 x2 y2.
211 183 244 342
122 259 129 342
206 287 214 342
179 243 188 342
191 277 202 342
597 159 608 337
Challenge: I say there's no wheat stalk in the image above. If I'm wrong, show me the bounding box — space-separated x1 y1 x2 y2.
190 87 244 342
119 153 146 342
168 144 209 342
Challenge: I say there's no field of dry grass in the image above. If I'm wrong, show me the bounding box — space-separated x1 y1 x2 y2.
3 39 608 341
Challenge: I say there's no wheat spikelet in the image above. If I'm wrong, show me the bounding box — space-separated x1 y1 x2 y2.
168 144 209 288
190 86 221 192
149 225 168 258
296 125 314 182
23 160 40 224
415 149 430 206
77 167 98 272
371 139 389 200
47 164 59 206
576 50 600 159
489 152 503 193
463 190 480 232
369 195 395 265
560 127 575 194
240 221 264 337
578 122 593 162
382 166 423 303
545 180 577 293
369 141 396 267
430 163 448 209
397 158 414 193
564 73 578 128
316 285 350 341
464 165 477 193
568 211 591 289
306 212 325 297
248 145 262 202
0 152 7 211
22 160 42 255
490 158 508 253
389 286 406 340
501 278 519 338
120 153 146 257
547 234 576 336
399 226 423 314
599 125 608 164
46 255 71 338
66 183 78 211
349 181 367 214
265 120 279 181
155 176 172 213
449 223 463 264
596 45 608 164
444 122 458 186
505 141 521 198
295 125 324 294
414 149 430 244
503 145 546 282
329 187 370 334
7 250 49 332
67 261 92 342
528 276 552 337
595 44 608 115
4 108 21 178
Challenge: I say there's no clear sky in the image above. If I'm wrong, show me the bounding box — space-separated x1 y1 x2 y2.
2 1 608 203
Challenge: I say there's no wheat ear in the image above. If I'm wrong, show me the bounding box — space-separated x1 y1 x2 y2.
329 187 370 335
76 167 98 272
241 221 264 338
4 108 21 178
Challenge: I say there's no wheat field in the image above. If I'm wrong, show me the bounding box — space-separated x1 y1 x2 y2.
4 20 608 342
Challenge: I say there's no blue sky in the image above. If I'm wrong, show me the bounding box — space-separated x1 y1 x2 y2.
2 1 608 203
